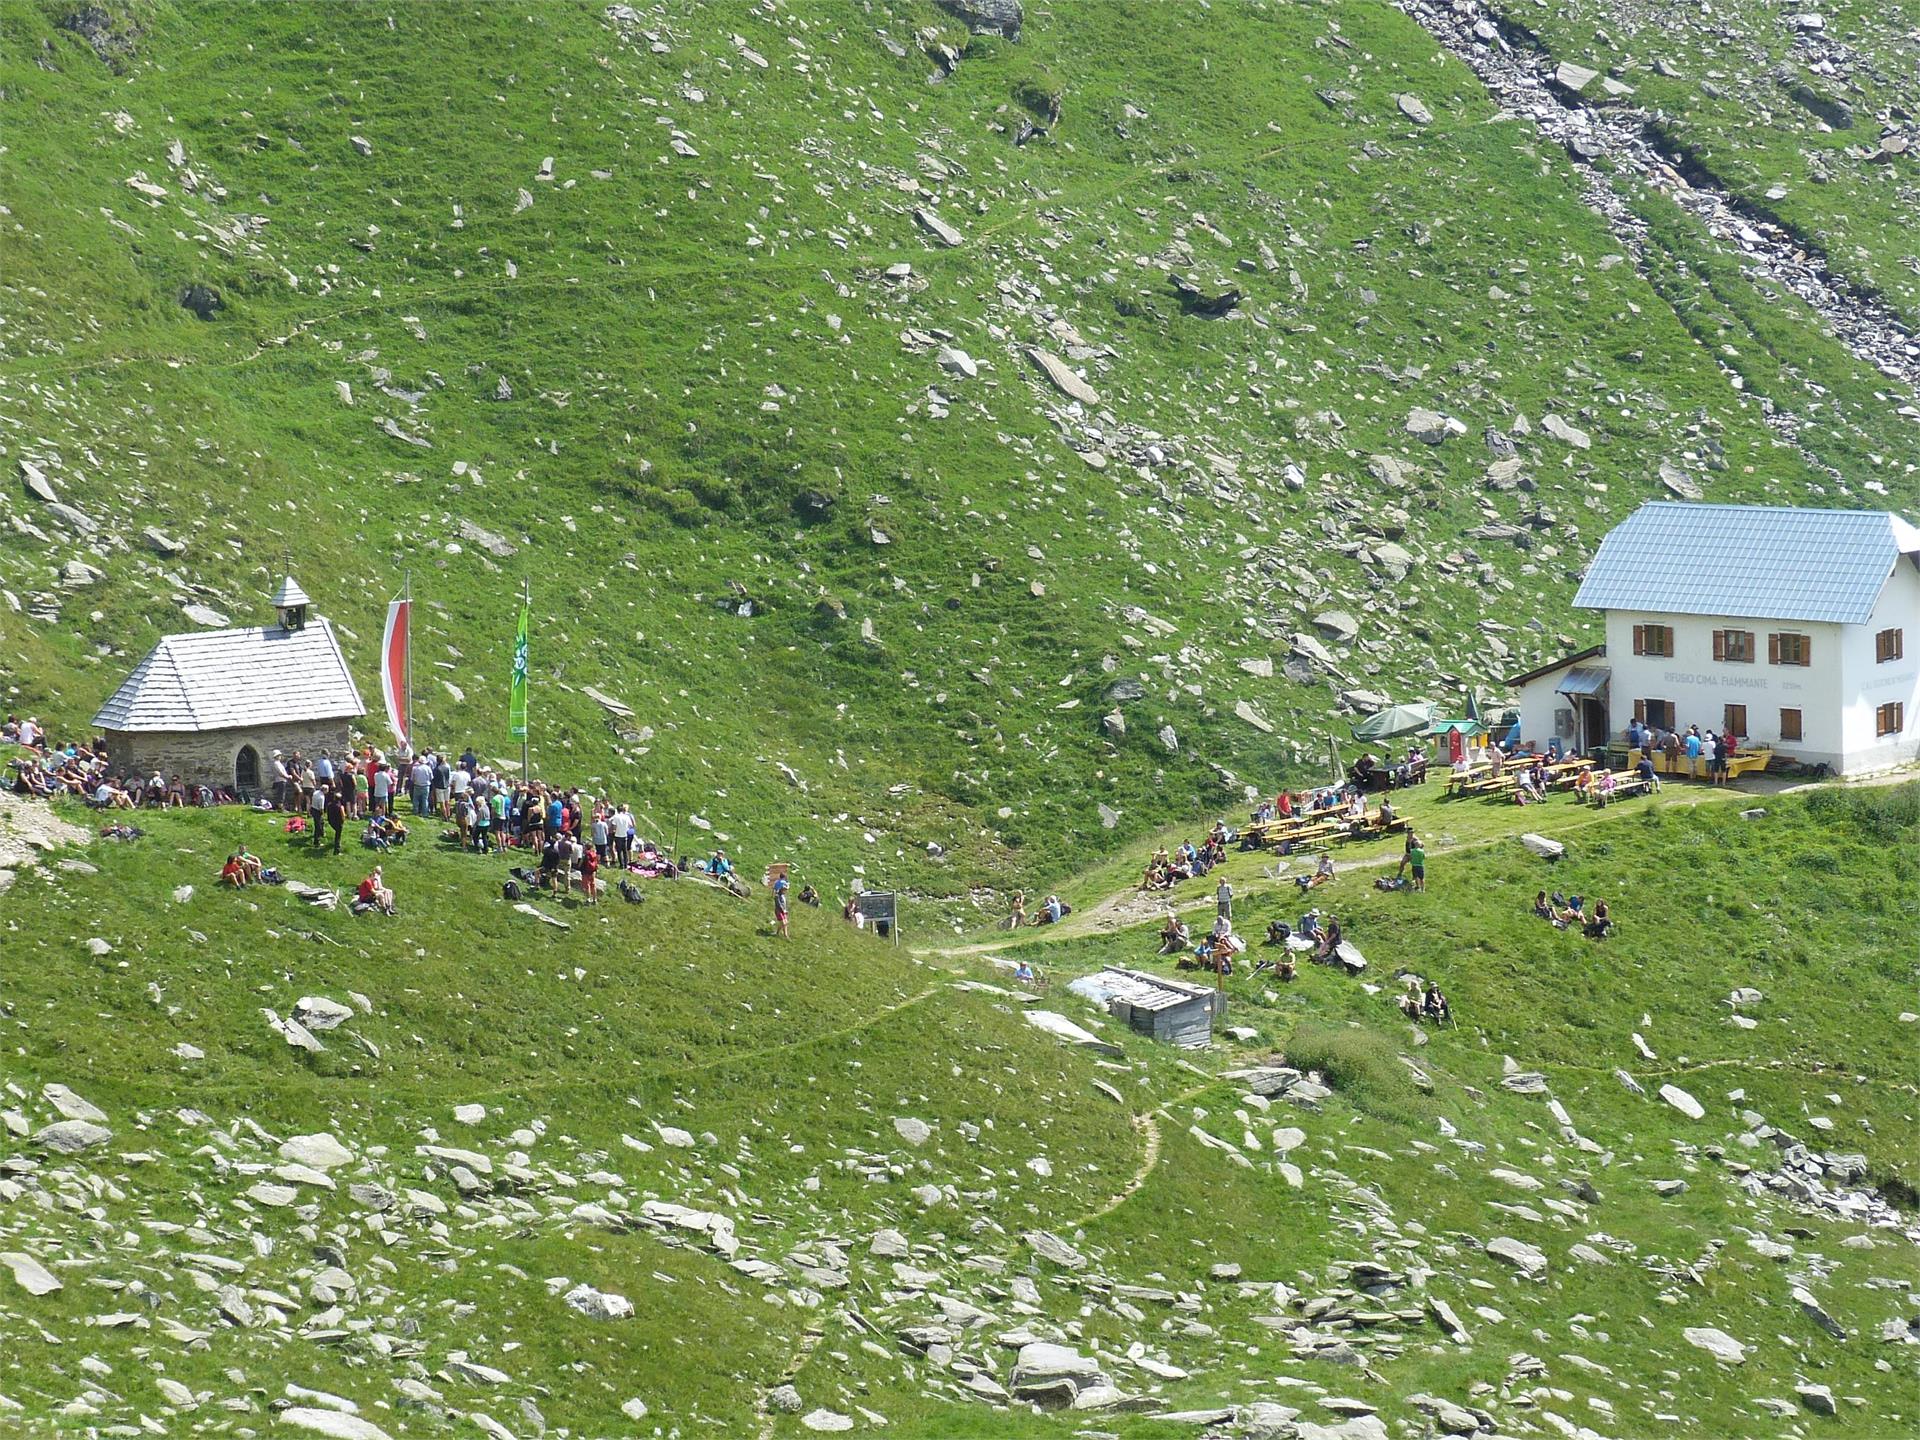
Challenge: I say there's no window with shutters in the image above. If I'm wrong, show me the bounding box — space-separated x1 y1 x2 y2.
1634 698 1675 731
1632 623 1674 657
1877 627 1905 663
1711 629 1755 663
1877 702 1906 738
1723 704 1747 738
1768 632 1811 667
1778 708 1803 742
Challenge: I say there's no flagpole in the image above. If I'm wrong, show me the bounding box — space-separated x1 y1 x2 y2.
403 569 413 758
521 577 531 786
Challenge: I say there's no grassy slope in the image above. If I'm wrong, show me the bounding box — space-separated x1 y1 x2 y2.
3 0 1916 918
1486 0 1920 330
2 782 1915 1436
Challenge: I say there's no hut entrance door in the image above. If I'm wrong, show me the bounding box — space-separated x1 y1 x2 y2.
235 744 261 795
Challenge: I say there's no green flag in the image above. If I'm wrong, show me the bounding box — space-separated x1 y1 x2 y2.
509 598 529 739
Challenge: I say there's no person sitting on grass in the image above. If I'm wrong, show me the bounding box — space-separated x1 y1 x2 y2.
1036 893 1068 925
219 854 248 888
1514 766 1544 806
798 883 821 908
1159 912 1191 955
1553 893 1585 928
1397 977 1424 1020
354 867 396 915
236 847 263 885
1296 851 1335 890
1013 959 1037 986
1533 889 1555 922
1422 980 1452 1024
1584 898 1613 939
1315 914 1344 961
1264 918 1290 946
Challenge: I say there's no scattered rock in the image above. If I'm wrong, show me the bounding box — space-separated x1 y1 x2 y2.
893 1116 932 1146
0 1251 62 1296
1541 414 1592 449
912 207 963 247
34 1120 112 1153
1025 346 1099 405
1024 1230 1089 1269
1659 1083 1705 1120
1795 1383 1837 1416
564 1284 634 1321
1485 1236 1547 1280
279 1409 393 1440
1682 1326 1748 1364
933 0 1022 39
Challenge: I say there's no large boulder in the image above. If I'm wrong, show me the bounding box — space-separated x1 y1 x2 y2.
934 0 1021 39
34 1120 112 1153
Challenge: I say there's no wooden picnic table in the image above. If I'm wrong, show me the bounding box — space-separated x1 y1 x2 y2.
1571 770 1652 805
1242 809 1347 849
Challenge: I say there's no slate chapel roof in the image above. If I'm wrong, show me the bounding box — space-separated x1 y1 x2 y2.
1573 503 1920 625
93 618 366 733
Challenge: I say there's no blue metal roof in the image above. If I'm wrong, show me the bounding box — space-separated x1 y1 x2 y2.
1573 503 1920 625
1555 667 1610 697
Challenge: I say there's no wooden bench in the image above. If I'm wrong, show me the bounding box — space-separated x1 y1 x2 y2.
1443 764 1494 797
1272 821 1345 853
1338 815 1409 843
1574 772 1651 805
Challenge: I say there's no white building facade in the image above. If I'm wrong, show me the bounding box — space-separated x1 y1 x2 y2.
1508 504 1920 776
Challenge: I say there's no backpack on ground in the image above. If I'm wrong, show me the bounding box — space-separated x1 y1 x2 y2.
502 879 521 902
619 880 643 905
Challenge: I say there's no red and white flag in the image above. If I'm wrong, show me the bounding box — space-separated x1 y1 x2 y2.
380 591 411 753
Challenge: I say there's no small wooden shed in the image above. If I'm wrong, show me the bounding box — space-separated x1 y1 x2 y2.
1067 967 1224 1048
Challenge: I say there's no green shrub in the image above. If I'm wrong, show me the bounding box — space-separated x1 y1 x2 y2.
1282 1021 1435 1127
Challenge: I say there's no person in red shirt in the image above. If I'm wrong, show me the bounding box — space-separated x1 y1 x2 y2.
355 867 394 914
579 843 599 904
220 854 247 887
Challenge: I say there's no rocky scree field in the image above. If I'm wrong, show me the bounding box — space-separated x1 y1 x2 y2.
0 755 1916 1437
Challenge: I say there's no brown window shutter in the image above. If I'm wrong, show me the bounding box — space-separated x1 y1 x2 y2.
1768 633 1780 665
1632 625 1642 655
1801 637 1811 666
1711 631 1724 661
1633 699 1646 723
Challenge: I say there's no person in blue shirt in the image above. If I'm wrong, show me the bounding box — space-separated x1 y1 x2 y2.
1684 728 1703 779
773 872 790 938
547 796 565 835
